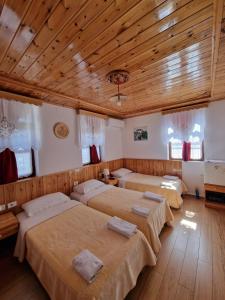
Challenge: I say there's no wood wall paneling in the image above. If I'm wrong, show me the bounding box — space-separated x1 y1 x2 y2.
0 158 182 207
124 158 182 178
0 159 124 207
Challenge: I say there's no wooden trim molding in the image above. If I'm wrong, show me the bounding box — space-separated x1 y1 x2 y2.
78 109 108 119
0 90 42 106
161 102 209 115
0 159 124 207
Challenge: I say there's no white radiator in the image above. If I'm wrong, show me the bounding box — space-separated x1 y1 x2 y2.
204 160 225 186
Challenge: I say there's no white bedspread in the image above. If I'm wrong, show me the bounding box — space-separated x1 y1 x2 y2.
118 172 187 195
14 200 81 262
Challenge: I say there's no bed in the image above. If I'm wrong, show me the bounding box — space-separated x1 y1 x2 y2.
14 193 156 300
70 181 174 254
112 169 187 209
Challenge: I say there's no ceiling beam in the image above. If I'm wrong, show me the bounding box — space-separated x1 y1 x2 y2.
211 0 224 97
0 75 122 118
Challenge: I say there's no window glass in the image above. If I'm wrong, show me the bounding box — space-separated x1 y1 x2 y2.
15 151 33 178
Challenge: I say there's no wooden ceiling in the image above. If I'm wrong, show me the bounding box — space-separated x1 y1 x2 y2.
0 0 224 118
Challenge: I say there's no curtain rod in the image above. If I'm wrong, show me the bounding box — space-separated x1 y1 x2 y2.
0 90 43 106
161 102 209 115
78 109 108 119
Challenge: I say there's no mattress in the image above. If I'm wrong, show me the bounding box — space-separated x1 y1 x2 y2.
15 202 156 300
118 173 186 208
71 185 174 254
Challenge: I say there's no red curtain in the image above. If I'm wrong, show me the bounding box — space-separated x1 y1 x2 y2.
182 141 191 161
0 148 18 184
90 145 100 164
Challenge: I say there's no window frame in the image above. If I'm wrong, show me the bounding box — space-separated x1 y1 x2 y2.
169 141 204 161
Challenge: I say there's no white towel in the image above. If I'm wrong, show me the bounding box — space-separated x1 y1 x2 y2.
107 216 137 238
132 205 150 218
160 182 174 188
72 249 103 283
163 175 179 181
143 191 164 202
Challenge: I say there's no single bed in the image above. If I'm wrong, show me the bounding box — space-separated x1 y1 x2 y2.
14 194 156 300
112 169 187 209
70 182 174 254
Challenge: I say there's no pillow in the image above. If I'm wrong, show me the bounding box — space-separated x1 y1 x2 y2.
111 168 133 178
22 192 69 217
74 179 104 194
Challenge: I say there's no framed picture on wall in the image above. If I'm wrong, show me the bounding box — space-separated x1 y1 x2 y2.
134 127 148 141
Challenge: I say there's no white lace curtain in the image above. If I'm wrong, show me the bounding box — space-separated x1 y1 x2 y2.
162 108 205 143
0 99 41 152
78 114 105 147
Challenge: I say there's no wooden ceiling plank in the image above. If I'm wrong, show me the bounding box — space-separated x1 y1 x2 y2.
50 38 212 91
81 50 212 94
0 0 33 63
39 0 211 88
34 0 182 85
55 12 213 92
0 0 59 73
56 19 212 93
86 0 211 71
10 0 88 76
62 59 211 98
211 0 224 97
22 0 117 80
26 0 153 81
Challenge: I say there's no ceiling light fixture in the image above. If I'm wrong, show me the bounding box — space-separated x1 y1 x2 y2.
106 70 129 106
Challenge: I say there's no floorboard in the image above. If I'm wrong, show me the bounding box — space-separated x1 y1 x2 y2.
0 196 225 300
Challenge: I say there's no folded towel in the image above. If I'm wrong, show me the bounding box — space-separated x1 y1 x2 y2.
163 175 179 181
72 249 103 283
143 191 164 202
107 216 137 238
132 205 150 218
160 182 174 188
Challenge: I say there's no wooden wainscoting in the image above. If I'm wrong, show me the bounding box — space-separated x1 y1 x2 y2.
0 159 123 207
124 158 182 178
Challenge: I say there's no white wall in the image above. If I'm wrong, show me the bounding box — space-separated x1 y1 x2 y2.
123 113 167 159
38 104 82 175
37 104 123 176
123 100 225 197
105 126 123 161
205 100 225 160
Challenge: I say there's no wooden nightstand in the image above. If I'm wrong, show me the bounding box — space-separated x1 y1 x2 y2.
101 178 119 186
0 212 19 240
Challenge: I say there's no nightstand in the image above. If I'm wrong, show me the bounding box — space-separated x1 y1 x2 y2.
0 212 19 240
101 178 119 186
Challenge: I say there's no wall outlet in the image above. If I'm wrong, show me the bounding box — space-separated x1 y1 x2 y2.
0 204 6 212
7 201 17 209
73 181 79 186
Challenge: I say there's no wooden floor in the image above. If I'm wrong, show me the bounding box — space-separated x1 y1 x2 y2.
0 196 225 300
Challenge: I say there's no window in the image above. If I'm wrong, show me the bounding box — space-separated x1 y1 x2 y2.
15 150 34 178
82 146 101 165
169 141 203 161
82 147 91 165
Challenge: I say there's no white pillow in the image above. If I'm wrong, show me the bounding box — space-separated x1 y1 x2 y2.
22 192 69 217
111 168 132 178
74 179 104 194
